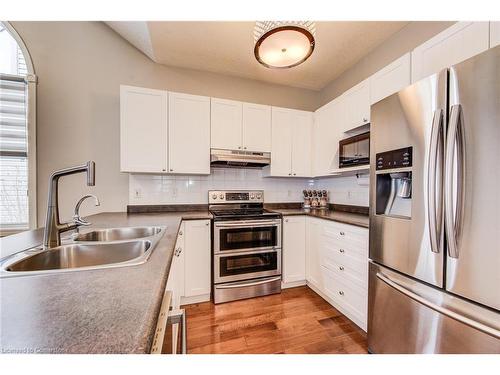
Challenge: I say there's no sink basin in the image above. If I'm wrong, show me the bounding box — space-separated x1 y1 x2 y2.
1 226 166 277
4 240 152 273
73 226 163 242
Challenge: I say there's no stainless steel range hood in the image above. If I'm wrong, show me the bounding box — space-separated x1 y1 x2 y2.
210 149 271 168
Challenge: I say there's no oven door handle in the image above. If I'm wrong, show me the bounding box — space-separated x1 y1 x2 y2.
214 220 281 228
215 276 282 289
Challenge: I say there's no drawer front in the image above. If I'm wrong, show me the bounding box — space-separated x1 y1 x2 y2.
322 222 368 257
322 265 367 326
322 248 368 289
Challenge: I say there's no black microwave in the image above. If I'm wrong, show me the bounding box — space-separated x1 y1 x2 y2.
339 132 370 168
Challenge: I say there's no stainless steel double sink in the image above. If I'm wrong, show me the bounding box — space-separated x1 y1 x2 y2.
0 226 166 277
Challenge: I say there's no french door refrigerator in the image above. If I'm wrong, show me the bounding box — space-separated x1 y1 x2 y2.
368 45 500 353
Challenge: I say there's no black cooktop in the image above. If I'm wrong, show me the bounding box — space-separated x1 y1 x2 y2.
210 208 281 220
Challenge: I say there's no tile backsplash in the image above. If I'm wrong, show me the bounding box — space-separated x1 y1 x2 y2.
129 169 369 206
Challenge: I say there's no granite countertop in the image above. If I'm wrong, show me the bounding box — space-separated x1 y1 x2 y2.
268 208 369 228
0 210 211 354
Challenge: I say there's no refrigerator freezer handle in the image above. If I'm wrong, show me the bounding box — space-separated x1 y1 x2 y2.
376 272 500 339
445 104 466 259
428 109 444 253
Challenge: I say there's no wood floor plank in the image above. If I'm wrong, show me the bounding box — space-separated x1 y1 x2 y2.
182 286 368 354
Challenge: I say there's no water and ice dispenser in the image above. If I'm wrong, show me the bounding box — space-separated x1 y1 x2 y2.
375 147 413 219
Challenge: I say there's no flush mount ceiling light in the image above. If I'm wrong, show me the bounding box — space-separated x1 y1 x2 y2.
253 21 316 69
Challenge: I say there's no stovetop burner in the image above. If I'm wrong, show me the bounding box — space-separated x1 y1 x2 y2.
210 208 277 218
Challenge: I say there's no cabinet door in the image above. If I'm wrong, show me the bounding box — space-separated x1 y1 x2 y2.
291 110 313 177
242 103 272 152
167 223 185 309
211 98 242 151
343 80 370 131
370 53 411 104
313 98 344 176
306 217 323 289
120 85 167 173
168 92 210 174
184 220 211 297
270 107 292 176
283 216 306 283
411 22 489 82
491 22 500 48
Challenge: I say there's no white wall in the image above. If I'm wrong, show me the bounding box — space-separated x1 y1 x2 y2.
129 170 369 207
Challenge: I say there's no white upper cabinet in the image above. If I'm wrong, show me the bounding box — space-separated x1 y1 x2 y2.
370 53 411 104
120 85 168 173
242 103 272 152
168 92 211 174
210 98 242 151
313 98 344 176
268 107 312 177
411 22 490 82
291 110 313 177
183 220 211 298
283 216 306 284
269 107 293 176
491 22 500 48
341 79 370 131
210 98 271 152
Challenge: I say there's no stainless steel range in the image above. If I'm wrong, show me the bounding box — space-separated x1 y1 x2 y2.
209 190 282 304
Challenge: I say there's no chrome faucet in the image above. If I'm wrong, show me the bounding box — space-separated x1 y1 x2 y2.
43 161 97 249
73 194 100 227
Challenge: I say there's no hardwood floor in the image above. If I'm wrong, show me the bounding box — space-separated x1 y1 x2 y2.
182 286 368 354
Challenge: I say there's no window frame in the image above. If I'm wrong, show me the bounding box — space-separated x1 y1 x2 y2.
0 22 37 235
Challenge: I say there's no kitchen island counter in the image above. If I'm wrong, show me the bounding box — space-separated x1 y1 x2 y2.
0 211 211 354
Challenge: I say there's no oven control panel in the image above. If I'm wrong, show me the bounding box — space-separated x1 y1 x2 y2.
209 190 264 204
376 147 413 171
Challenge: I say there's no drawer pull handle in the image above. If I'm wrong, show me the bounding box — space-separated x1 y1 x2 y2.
339 266 344 271
339 291 344 296
339 249 345 253
340 231 345 236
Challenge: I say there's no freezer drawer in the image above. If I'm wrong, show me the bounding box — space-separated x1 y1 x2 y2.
368 262 500 354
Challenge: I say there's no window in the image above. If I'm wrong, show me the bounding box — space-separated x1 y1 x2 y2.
0 22 36 233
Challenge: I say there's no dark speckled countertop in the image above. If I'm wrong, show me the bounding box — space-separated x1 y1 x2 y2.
0 211 211 354
267 207 369 228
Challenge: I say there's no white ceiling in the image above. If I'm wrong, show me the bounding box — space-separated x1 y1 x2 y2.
106 21 409 91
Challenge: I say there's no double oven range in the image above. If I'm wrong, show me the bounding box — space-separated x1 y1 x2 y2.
210 190 282 304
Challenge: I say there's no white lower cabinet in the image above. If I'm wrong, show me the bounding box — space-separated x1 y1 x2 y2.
302 216 368 331
282 216 306 287
305 217 323 290
166 222 185 310
166 219 211 307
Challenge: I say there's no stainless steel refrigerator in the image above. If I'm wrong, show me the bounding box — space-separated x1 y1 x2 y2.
368 45 500 353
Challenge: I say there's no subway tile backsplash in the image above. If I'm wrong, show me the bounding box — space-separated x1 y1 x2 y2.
129 169 369 206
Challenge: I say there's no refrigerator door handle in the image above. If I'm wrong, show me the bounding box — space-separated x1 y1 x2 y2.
428 109 444 253
445 104 466 259
376 272 500 339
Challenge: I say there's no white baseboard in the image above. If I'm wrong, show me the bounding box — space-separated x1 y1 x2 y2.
180 293 211 306
282 280 307 289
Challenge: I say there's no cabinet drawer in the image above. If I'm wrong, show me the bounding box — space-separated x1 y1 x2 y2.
322 225 368 258
322 265 367 326
322 248 368 289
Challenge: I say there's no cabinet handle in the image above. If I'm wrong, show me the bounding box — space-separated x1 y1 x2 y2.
288 173 292 176
179 230 183 236
285 219 289 222
339 291 344 296
363 118 368 123
339 266 344 271
238 146 242 149
206 222 209 226
339 231 345 236
244 147 247 150
169 169 173 172
339 249 345 253
293 173 296 176
162 168 166 172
